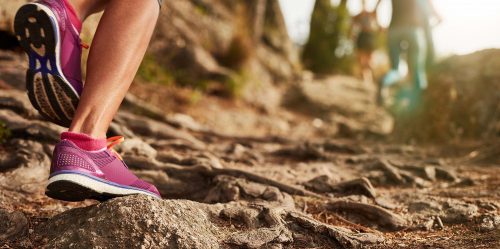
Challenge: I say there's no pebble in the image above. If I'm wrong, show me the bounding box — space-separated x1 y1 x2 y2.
408 201 442 214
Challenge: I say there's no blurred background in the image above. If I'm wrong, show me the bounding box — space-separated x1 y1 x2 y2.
283 0 500 55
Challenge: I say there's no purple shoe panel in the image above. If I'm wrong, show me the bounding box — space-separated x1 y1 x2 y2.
40 0 83 94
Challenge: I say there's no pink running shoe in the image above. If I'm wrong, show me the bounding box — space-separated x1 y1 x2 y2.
14 0 83 127
46 136 161 202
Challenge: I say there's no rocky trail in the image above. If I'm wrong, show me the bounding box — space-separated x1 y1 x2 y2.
1 49 499 249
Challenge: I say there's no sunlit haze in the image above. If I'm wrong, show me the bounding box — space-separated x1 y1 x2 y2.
279 0 500 56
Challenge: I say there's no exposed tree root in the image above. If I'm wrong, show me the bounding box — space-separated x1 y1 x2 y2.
286 212 384 248
326 200 407 231
218 201 384 248
129 151 408 235
127 154 324 199
305 176 377 198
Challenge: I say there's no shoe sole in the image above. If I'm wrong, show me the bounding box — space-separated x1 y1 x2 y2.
14 3 80 128
46 172 160 202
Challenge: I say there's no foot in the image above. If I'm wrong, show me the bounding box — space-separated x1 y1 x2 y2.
378 70 401 106
14 0 83 127
46 135 161 202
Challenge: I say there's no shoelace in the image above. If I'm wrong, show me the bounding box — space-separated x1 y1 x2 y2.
107 136 125 160
81 41 90 49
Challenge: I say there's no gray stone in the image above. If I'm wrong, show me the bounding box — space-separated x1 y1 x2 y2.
108 122 136 138
478 202 498 211
435 167 459 182
442 201 478 224
117 138 158 159
284 76 394 137
0 109 63 142
478 215 500 232
423 166 437 181
0 209 28 241
408 201 442 215
226 226 293 249
0 51 26 90
40 195 222 249
419 218 435 231
167 113 207 132
0 140 51 192
376 159 406 185
115 112 206 150
0 90 37 117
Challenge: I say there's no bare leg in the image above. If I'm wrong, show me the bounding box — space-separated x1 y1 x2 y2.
358 51 374 84
68 0 159 138
363 52 374 84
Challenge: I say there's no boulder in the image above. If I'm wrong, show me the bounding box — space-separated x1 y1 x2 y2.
284 75 394 137
39 195 222 249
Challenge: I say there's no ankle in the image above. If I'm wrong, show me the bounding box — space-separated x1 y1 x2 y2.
68 125 107 139
61 131 106 151
69 116 107 139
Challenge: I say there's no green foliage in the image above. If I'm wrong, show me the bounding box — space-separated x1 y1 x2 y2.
225 71 248 97
196 72 247 98
302 0 355 75
189 90 203 105
0 121 11 144
137 54 174 85
193 0 210 15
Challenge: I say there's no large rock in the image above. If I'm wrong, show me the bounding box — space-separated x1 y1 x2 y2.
149 0 298 78
148 0 299 111
285 75 394 137
39 196 223 249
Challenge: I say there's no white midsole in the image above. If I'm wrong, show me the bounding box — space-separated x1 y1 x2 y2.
29 3 80 98
47 173 160 199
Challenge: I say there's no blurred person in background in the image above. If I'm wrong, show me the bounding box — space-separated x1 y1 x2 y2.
420 0 442 68
376 0 431 106
352 0 380 84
